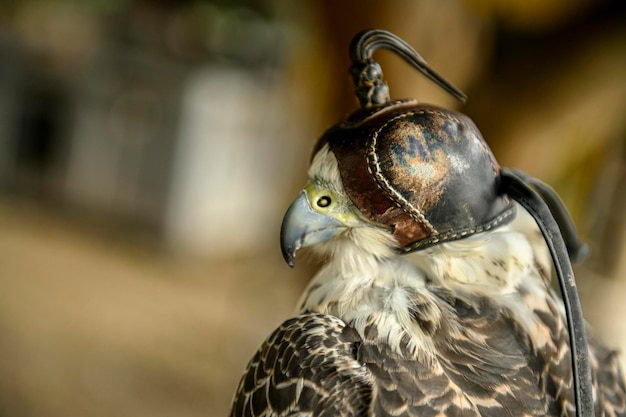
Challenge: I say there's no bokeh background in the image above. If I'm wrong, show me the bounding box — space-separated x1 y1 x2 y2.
0 0 624 415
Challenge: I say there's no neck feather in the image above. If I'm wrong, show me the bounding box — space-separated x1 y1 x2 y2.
298 206 557 357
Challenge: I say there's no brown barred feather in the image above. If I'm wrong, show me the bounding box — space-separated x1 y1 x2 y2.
230 314 371 417
231 292 626 416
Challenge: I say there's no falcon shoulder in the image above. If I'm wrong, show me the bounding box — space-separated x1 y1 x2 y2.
357 286 566 417
230 313 371 417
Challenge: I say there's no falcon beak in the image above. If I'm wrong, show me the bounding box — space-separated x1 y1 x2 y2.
280 191 344 268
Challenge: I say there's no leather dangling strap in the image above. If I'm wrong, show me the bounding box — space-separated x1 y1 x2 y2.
499 168 593 417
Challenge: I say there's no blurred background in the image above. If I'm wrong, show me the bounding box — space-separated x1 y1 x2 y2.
0 0 624 415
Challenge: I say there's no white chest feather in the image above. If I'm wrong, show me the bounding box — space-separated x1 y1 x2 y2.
298 207 555 358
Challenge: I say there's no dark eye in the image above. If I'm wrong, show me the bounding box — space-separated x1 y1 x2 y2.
317 196 332 208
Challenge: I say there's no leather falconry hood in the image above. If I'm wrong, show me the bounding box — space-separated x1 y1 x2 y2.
313 29 594 417
314 100 515 251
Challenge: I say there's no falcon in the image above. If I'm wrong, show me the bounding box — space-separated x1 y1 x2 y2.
229 29 626 417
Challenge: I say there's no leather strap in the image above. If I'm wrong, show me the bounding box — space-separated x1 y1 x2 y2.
500 168 593 417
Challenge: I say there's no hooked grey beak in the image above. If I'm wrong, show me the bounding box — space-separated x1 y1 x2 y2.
280 191 344 267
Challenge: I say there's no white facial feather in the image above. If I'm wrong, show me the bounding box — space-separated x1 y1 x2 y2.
308 144 344 191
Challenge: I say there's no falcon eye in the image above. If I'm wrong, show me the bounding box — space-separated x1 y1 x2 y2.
316 196 332 208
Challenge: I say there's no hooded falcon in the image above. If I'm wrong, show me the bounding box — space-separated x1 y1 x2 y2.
229 29 626 417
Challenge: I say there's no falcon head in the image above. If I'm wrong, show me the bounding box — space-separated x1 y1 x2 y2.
280 100 515 268
281 143 398 268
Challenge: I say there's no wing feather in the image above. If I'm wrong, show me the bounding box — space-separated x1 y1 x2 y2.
230 313 371 417
360 291 558 417
232 296 626 417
